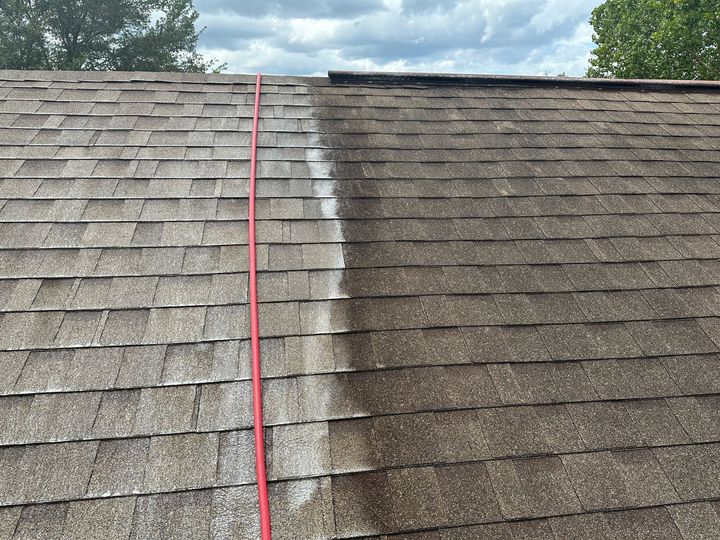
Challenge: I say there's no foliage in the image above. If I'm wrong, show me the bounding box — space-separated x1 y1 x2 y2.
0 0 224 72
587 0 720 80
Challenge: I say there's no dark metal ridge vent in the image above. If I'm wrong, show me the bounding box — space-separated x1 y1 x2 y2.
328 70 720 91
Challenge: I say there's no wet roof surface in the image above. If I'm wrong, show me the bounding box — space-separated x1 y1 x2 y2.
1 69 720 539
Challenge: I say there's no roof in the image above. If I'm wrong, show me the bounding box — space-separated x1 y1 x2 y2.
1 68 720 539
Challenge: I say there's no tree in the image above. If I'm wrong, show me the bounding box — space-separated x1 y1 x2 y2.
587 0 720 80
0 0 224 72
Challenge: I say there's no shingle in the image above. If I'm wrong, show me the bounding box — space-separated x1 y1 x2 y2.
278 334 333 375
268 478 336 539
606 507 683 540
130 489 212 540
515 239 596 264
92 389 141 439
387 467 447 531
217 430 255 485
0 440 98 505
153 275 212 306
574 291 657 322
627 319 718 356
31 278 76 309
300 297 428 334
567 401 643 450
548 513 614 539
624 399 691 446
421 294 502 326
82 222 136 247
662 354 720 394
496 264 572 293
134 385 196 435
99 309 149 345
144 433 219 492
258 377 299 425
114 345 165 388
0 311 64 349
538 322 642 360
0 507 21 539
15 348 122 393
486 456 582 519
162 342 237 384
204 305 248 340
655 443 720 500
62 498 136 540
666 396 720 443
563 449 679 510
87 438 150 496
197 381 252 431
54 310 103 347
11 504 68 540
583 358 680 399
21 391 101 444
332 471 393 536
0 350 27 393
299 365 499 421
495 292 585 324
328 418 375 473
479 404 584 457
462 325 550 363
270 422 331 479
142 307 206 343
667 502 720 540
371 327 470 368
371 411 471 468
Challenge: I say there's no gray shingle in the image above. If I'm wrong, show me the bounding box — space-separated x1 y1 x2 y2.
197 381 252 431
606 507 683 540
217 430 255 486
87 438 150 496
99 309 149 345
11 504 68 540
62 497 137 540
135 385 196 435
627 320 719 356
144 433 219 491
0 311 64 349
0 441 98 504
270 422 331 479
142 307 206 344
130 489 212 540
667 502 720 540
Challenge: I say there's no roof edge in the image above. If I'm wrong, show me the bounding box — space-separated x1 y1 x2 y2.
328 70 720 91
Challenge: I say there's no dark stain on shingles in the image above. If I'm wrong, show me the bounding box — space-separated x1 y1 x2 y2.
304 80 720 538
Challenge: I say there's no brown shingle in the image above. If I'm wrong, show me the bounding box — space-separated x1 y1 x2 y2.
3 70 720 538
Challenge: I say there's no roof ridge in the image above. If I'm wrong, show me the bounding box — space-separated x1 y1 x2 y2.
328 70 720 91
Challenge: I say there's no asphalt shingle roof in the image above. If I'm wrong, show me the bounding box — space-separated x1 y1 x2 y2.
1 68 720 539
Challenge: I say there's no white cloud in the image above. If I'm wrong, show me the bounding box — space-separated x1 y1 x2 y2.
196 0 601 76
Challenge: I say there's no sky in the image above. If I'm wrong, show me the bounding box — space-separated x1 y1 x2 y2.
194 0 603 77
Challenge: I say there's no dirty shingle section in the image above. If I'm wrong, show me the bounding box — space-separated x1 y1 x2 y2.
2 69 720 539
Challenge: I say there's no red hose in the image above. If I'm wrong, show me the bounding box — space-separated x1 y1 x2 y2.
248 72 272 539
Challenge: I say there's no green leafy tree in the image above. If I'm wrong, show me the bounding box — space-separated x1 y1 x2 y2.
0 0 224 72
587 0 720 80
